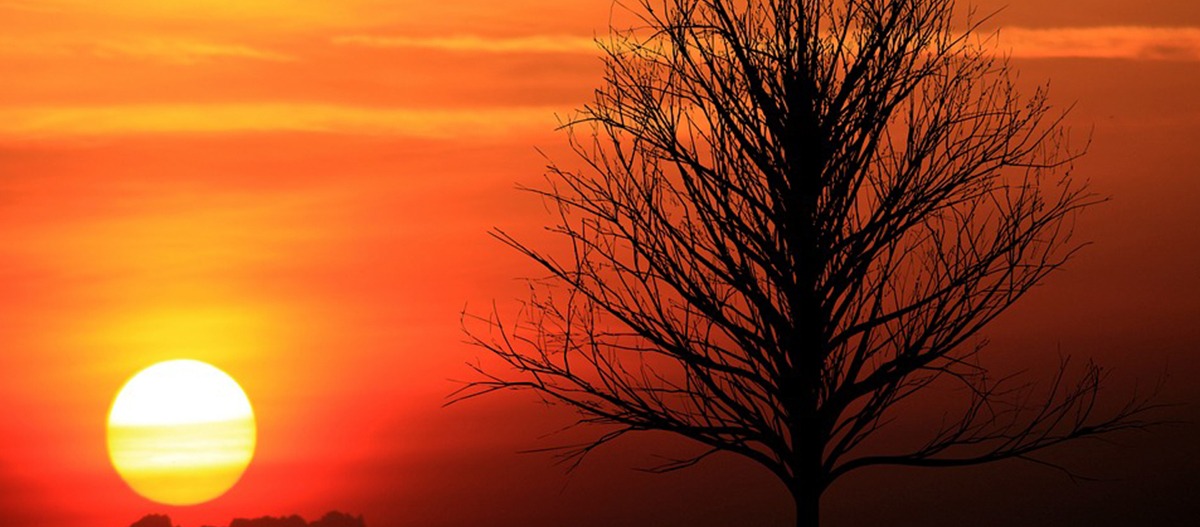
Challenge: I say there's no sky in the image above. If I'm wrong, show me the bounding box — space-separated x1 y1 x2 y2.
0 1 1197 526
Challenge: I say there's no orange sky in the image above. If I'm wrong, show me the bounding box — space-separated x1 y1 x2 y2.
1 1 1198 526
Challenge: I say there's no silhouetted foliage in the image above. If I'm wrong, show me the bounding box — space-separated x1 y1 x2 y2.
139 511 364 527
130 514 175 527
460 0 1160 526
229 515 307 527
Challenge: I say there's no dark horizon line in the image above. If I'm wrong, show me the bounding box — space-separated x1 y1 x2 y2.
129 510 366 527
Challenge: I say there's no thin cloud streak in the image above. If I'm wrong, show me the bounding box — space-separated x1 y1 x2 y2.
0 35 294 63
2 0 372 26
0 1 62 13
335 27 1200 61
0 104 564 139
92 38 296 64
333 34 600 54
998 26 1200 61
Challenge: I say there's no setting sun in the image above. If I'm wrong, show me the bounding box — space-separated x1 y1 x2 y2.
106 360 256 506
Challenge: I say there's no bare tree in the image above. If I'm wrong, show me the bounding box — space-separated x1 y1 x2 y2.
458 0 1158 525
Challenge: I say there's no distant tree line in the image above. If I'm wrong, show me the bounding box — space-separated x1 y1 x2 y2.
129 511 365 527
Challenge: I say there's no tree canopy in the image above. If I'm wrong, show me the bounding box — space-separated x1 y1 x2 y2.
459 1 1159 525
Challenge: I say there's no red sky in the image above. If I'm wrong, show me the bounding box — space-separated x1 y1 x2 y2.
1 1 1198 526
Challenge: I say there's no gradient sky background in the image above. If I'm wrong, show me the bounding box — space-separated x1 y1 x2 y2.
1 1 1197 526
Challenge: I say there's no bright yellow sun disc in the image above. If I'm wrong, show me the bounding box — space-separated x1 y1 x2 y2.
107 359 256 505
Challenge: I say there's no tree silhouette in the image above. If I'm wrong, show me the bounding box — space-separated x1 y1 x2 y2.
130 514 175 527
459 0 1158 525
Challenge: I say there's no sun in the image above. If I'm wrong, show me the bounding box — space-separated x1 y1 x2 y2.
107 359 256 505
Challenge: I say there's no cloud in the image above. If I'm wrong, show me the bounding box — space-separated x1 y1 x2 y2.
997 26 1200 61
3 0 371 27
0 35 293 64
333 34 599 54
0 1 62 13
0 104 564 139
91 38 295 64
335 27 1200 61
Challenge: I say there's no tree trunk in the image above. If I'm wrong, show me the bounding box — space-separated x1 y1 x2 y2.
791 482 820 527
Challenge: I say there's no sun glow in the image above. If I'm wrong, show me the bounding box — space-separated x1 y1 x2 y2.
107 359 256 505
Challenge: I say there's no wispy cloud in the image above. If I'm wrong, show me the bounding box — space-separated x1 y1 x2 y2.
0 104 564 139
3 0 369 27
0 1 62 13
336 27 1200 61
333 34 599 54
997 26 1200 61
92 38 295 64
0 35 293 64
